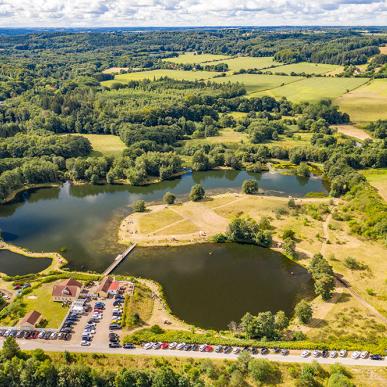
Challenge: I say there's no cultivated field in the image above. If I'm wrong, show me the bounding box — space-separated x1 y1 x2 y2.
272 62 343 75
212 73 303 94
163 53 231 64
360 168 387 201
257 77 368 103
101 69 217 87
335 79 387 123
74 134 126 157
207 56 280 72
334 125 371 141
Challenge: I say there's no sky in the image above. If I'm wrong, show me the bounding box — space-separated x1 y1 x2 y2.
0 0 386 28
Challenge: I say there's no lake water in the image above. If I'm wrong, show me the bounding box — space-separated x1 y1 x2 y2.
0 250 51 276
0 170 327 273
115 244 314 329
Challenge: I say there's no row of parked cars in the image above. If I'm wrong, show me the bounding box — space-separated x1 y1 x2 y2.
81 301 105 346
0 329 70 340
139 342 384 361
109 294 125 330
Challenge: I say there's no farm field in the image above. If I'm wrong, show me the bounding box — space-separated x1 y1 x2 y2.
335 79 387 123
256 76 368 103
101 69 217 87
163 53 231 64
207 56 280 71
272 62 343 75
360 168 387 201
73 134 126 157
212 73 303 94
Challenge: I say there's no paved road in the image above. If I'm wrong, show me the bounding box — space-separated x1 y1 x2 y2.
1 339 385 368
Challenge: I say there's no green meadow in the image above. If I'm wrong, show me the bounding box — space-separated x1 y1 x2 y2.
163 53 231 64
101 69 218 87
271 62 343 75
256 77 368 103
212 73 304 94
207 56 280 72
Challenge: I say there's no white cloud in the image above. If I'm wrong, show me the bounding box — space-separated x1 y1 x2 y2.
0 0 386 27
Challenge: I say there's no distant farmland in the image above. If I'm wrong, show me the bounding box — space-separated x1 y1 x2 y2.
335 79 387 124
212 74 304 94
101 69 218 87
207 56 280 72
163 53 231 64
256 77 368 103
271 62 343 75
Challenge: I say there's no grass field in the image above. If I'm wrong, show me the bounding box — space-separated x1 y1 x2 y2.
22 282 69 328
360 168 387 201
207 56 280 72
74 134 126 157
102 67 129 74
267 132 313 149
257 77 368 103
182 128 249 146
272 62 343 75
162 53 231 64
138 208 183 234
212 73 304 94
335 79 387 123
380 45 387 54
101 69 217 87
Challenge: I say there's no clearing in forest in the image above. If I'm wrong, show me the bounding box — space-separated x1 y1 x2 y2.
257 76 368 103
102 67 129 74
182 128 249 146
101 69 217 87
212 73 304 94
206 56 280 72
162 53 231 64
271 62 343 75
73 134 126 157
334 125 371 141
335 79 387 123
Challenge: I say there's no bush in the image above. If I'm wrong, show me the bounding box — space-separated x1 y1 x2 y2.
344 256 368 271
294 300 313 324
150 325 164 334
189 184 205 201
212 233 228 243
163 192 176 205
133 200 146 212
241 179 259 194
248 359 281 384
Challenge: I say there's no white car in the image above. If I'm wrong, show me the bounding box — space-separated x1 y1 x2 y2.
169 342 177 349
176 343 185 350
329 351 337 358
312 350 320 357
281 349 289 356
301 350 310 358
199 344 207 352
360 351 369 359
152 342 161 350
233 347 241 354
352 351 361 359
38 331 45 339
339 350 347 357
143 342 153 350
81 340 91 346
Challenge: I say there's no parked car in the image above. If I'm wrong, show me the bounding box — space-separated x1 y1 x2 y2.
205 345 213 352
301 350 310 358
261 347 269 355
351 351 361 359
215 345 222 353
322 350 329 358
281 349 289 356
339 350 347 357
123 343 135 349
329 350 337 358
161 342 169 350
81 340 91 346
370 354 383 360
360 351 369 359
176 343 185 350
143 342 153 350
169 342 177 350
312 350 320 358
109 324 121 330
233 347 241 354
109 342 121 348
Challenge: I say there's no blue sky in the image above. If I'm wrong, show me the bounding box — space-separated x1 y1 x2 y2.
0 0 386 27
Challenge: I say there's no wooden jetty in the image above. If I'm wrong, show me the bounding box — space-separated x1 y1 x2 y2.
103 244 136 275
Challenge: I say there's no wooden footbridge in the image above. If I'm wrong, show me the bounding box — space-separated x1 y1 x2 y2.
103 244 136 275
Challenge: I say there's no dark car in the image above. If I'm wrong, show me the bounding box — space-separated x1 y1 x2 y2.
273 347 280 353
109 342 121 348
109 324 122 330
250 347 258 355
322 350 329 358
261 347 269 355
123 343 135 349
370 354 384 360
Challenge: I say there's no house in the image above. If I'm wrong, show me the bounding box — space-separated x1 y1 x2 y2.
97 276 113 298
19 310 41 329
52 278 83 302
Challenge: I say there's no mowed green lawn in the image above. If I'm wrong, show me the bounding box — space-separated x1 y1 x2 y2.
207 56 280 72
162 53 231 64
256 77 368 103
22 283 69 328
335 79 387 124
74 134 126 157
101 69 218 87
212 74 304 94
272 62 343 75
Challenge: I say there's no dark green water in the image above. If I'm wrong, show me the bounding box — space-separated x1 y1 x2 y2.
0 170 327 272
0 250 51 276
115 244 314 330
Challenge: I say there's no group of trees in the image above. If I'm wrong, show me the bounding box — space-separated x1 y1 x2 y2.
309 254 336 301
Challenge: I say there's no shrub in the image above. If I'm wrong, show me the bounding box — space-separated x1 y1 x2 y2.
282 228 296 240
150 325 164 334
248 359 281 384
241 179 258 194
163 192 176 205
189 184 205 201
344 256 368 271
212 233 228 243
133 200 146 212
294 300 313 324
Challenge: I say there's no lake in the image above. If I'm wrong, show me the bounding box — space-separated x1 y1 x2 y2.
115 244 314 329
0 169 327 272
0 250 51 276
